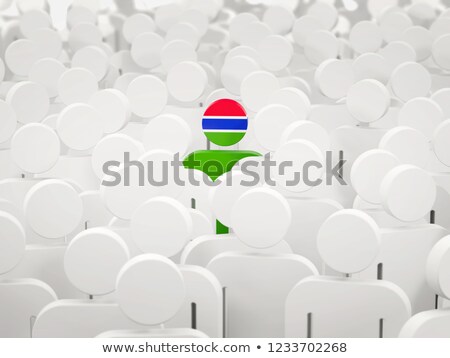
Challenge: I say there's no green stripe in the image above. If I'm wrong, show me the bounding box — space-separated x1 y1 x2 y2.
204 132 246 147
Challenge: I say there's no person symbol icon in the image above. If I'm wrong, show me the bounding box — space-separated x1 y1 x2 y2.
183 98 261 234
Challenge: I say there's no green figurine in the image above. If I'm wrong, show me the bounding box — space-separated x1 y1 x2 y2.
184 98 261 234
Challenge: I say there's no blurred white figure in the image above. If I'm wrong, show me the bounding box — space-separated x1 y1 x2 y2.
3 179 85 298
0 211 57 337
400 235 450 337
98 254 209 338
286 209 411 338
129 197 223 337
181 170 292 267
33 228 139 338
208 187 318 337
330 79 392 207
358 165 447 314
272 131 343 271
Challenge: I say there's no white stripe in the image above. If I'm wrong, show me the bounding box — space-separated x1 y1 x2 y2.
202 116 247 119
204 129 246 133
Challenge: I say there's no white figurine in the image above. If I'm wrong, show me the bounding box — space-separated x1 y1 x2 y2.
32 227 138 337
98 254 208 338
358 165 447 313
0 211 57 337
400 235 450 337
286 209 411 338
208 187 318 337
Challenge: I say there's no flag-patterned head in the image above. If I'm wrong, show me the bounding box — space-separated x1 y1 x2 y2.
202 98 248 147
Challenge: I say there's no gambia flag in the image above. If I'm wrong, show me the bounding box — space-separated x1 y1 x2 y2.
202 98 248 147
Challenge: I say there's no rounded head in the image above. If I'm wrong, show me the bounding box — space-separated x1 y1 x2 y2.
131 31 164 69
351 149 400 204
131 197 192 257
240 70 280 113
349 20 383 54
161 40 197 72
379 41 416 70
281 120 329 153
89 88 131 134
5 39 37 77
273 139 325 193
29 58 66 99
57 103 103 151
166 22 199 48
231 187 291 249
346 79 390 123
269 87 311 121
138 150 185 199
263 5 295 35
221 54 260 96
398 97 443 139
400 26 432 62
379 11 413 44
210 170 262 228
116 254 185 326
202 98 248 147
352 52 390 84
72 46 109 82
64 228 130 296
24 179 83 239
122 13 156 43
91 133 144 180
304 30 339 65
57 68 98 105
390 62 431 102
6 81 49 124
381 165 436 222
126 74 168 118
315 59 355 100
167 61 208 103
318 209 380 274
0 211 26 274
11 123 60 174
380 126 430 169
292 15 325 47
427 235 450 299
143 114 192 156
258 35 294 72
254 104 297 151
307 1 337 30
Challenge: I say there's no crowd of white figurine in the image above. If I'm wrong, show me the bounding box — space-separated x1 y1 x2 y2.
2 0 450 338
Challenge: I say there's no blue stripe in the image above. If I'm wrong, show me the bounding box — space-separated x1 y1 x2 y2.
202 118 248 130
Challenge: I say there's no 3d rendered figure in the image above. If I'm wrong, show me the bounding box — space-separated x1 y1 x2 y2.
3 179 85 299
183 98 261 233
32 228 139 338
357 164 446 314
208 187 318 337
98 254 209 338
0 211 57 338
285 209 411 338
399 235 450 337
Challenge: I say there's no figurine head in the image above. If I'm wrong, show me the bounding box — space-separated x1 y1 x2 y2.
202 98 248 147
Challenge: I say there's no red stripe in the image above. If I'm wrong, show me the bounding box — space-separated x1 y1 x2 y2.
203 99 247 117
